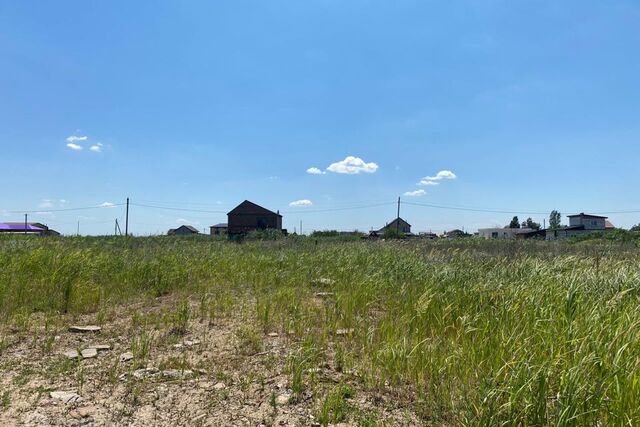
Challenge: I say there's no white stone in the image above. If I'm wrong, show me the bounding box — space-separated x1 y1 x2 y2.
133 368 159 379
81 348 98 359
119 352 133 362
213 382 226 390
315 292 334 297
162 369 194 379
50 391 82 404
88 344 111 351
62 350 79 359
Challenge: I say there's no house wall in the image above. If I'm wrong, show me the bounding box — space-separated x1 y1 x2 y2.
546 229 597 240
228 213 281 234
569 216 606 230
210 227 227 236
478 228 517 239
380 219 411 234
478 228 534 239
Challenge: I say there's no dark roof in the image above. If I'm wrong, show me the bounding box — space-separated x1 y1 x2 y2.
228 200 282 217
169 225 199 234
210 223 228 228
567 213 608 219
546 225 585 231
0 222 47 232
377 217 411 232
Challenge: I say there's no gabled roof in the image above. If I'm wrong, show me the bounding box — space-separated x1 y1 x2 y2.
228 200 282 217
170 225 199 234
567 212 608 219
210 223 228 228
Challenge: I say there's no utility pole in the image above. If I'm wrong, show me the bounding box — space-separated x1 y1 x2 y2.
77 221 80 236
396 197 401 234
24 213 27 235
543 219 546 230
125 197 129 237
300 220 303 236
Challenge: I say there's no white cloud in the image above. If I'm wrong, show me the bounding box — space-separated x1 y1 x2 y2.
289 199 313 207
418 170 457 185
99 202 115 208
66 143 83 151
90 142 103 152
403 189 426 197
38 199 54 208
326 156 379 174
306 167 326 175
177 218 200 225
66 136 88 143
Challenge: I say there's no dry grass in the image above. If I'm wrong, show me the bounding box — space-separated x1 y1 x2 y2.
1 235 640 425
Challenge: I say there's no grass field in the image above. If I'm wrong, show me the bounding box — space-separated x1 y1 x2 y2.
1 235 639 426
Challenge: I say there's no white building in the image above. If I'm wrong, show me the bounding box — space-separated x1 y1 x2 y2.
478 227 534 239
546 213 613 240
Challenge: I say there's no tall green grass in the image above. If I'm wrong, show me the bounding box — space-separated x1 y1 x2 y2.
1 235 639 425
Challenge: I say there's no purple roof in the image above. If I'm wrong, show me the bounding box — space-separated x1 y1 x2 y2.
0 222 46 231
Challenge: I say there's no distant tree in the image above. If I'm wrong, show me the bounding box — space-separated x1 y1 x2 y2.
630 224 640 232
383 227 403 239
521 217 541 230
549 210 562 230
508 216 520 228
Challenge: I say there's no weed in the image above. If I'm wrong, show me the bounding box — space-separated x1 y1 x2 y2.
1 391 9 410
131 331 153 366
317 384 356 426
234 325 262 355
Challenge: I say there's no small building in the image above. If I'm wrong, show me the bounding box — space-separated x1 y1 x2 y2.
227 200 283 235
568 213 608 230
419 232 438 239
478 227 534 240
209 223 228 236
167 225 200 236
0 222 59 236
546 213 610 240
371 218 412 237
444 229 466 239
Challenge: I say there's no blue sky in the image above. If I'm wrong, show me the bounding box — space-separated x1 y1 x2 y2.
1 1 639 235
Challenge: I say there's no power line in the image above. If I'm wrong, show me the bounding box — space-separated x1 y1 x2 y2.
130 203 227 214
281 202 396 214
403 201 640 216
4 203 126 214
402 201 549 215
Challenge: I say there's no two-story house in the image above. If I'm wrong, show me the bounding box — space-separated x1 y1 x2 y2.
546 213 610 240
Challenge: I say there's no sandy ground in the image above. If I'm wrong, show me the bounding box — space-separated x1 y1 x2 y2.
0 296 421 426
